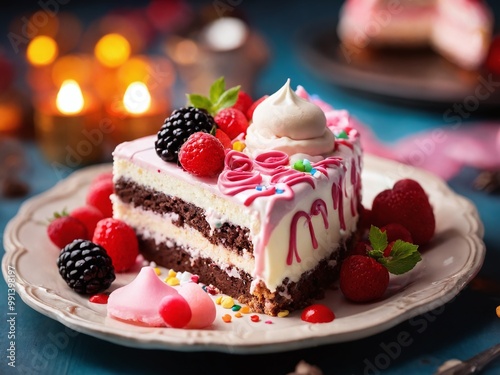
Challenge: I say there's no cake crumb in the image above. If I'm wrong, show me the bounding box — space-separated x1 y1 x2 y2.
287 360 323 375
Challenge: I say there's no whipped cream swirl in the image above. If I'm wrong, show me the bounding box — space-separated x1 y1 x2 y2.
244 79 335 159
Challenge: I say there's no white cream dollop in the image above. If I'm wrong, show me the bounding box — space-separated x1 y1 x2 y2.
244 79 335 158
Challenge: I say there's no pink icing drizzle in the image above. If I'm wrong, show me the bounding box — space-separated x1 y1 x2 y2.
218 151 262 196
331 174 346 231
287 199 328 265
254 151 289 174
271 167 316 189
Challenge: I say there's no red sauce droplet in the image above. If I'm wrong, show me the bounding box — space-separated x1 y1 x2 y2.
89 293 109 304
301 304 335 323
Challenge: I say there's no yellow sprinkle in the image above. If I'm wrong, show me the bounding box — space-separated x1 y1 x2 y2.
168 269 177 278
215 296 223 305
234 312 243 318
240 305 250 314
233 141 245 152
496 306 500 318
221 296 234 309
166 277 180 286
153 267 161 276
277 310 289 318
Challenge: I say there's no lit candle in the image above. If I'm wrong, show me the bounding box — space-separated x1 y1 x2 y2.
106 80 168 146
34 80 104 167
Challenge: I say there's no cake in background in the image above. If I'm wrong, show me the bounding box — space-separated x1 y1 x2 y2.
337 0 494 71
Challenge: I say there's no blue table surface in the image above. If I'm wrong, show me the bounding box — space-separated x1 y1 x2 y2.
1 1 500 374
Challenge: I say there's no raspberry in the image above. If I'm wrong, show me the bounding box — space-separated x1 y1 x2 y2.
214 108 249 140
70 205 105 237
371 179 435 245
178 132 225 177
214 129 232 149
86 179 114 218
57 239 115 294
92 218 139 272
47 216 88 248
339 255 389 302
155 107 214 163
232 90 253 116
246 95 268 120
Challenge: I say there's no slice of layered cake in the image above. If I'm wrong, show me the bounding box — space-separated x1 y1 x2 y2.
112 79 363 316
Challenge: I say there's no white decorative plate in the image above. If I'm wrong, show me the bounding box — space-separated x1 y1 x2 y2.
1 155 485 354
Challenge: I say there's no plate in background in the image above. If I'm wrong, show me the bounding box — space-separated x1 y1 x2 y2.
296 22 500 108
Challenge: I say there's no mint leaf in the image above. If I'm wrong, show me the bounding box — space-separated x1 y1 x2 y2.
186 94 212 111
213 85 240 113
369 225 388 252
379 240 421 275
185 77 240 115
210 77 225 103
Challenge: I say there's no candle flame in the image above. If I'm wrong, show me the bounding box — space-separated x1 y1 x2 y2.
56 80 84 115
123 82 151 115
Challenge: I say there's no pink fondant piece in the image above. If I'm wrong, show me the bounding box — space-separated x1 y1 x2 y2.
107 266 178 327
177 283 216 329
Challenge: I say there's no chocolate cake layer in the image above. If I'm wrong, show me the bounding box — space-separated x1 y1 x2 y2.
115 178 252 256
139 235 351 316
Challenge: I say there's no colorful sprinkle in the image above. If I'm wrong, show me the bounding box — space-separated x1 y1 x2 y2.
233 141 245 152
231 305 241 311
275 188 284 194
234 312 243 318
168 269 177 278
190 275 200 283
240 306 250 314
221 296 235 309
293 160 305 172
89 293 109 304
310 168 318 176
277 310 289 318
265 320 273 324
222 314 232 323
166 277 180 286
153 267 161 276
336 130 348 139
303 159 312 172
205 285 218 295
215 296 223 305
250 315 260 322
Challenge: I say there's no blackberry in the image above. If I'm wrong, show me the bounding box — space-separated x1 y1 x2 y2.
155 107 215 163
57 239 115 294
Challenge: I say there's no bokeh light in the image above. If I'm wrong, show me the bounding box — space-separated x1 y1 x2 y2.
94 33 131 68
56 80 84 115
123 81 151 114
26 35 58 66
